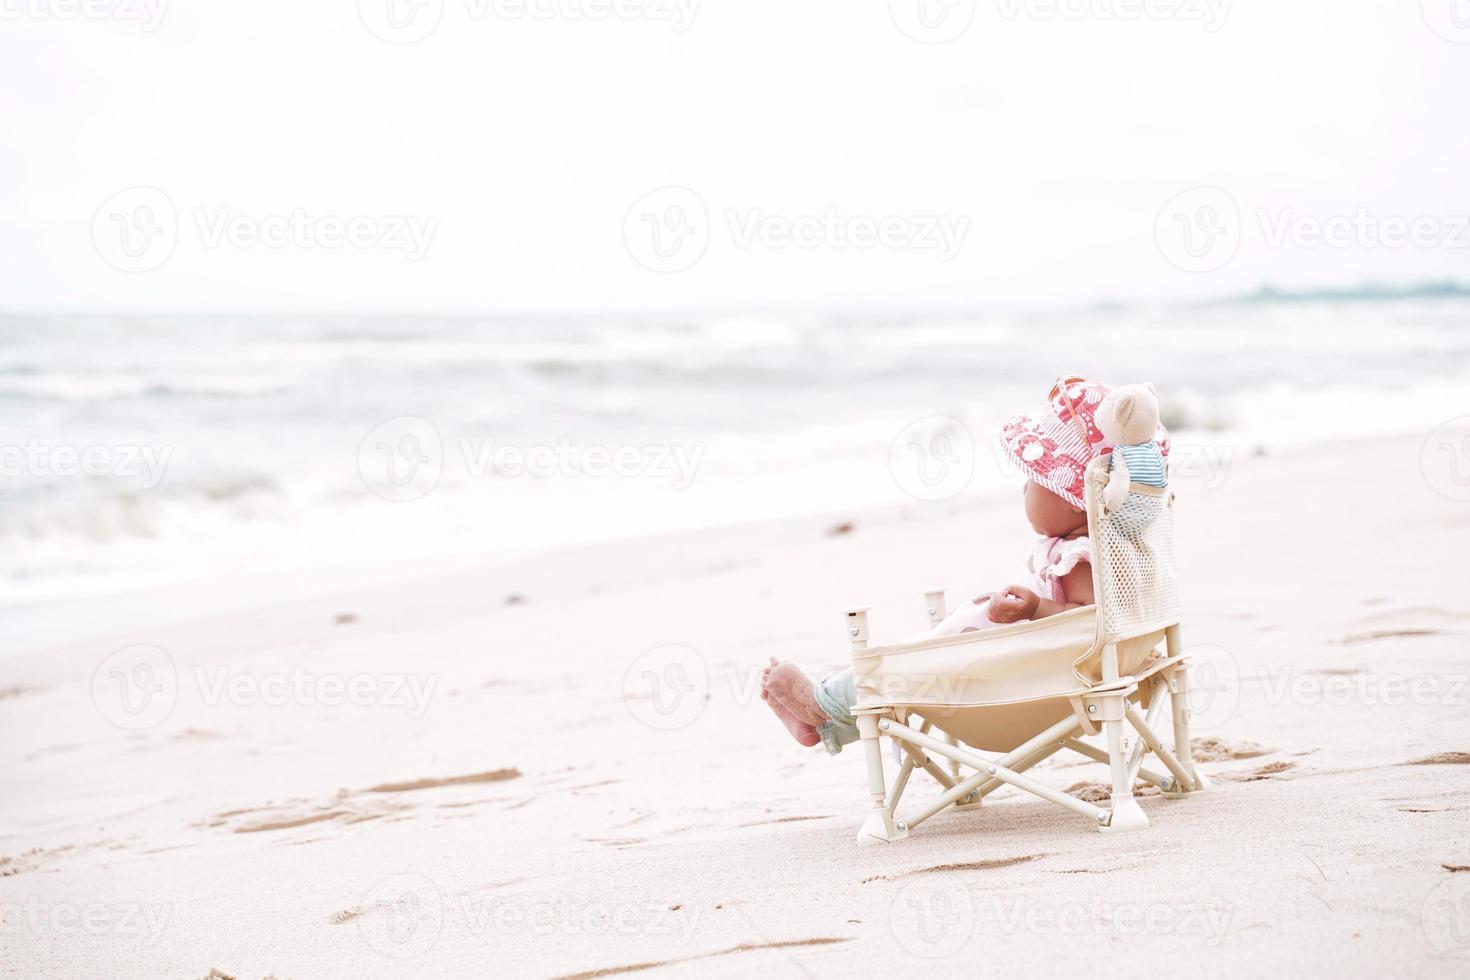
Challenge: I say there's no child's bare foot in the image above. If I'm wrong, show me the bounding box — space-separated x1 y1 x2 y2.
764 695 821 747
761 659 829 727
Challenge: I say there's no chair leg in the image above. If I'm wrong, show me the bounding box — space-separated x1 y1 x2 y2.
1100 708 1149 833
1098 642 1148 833
1165 625 1207 792
943 731 963 784
856 713 908 844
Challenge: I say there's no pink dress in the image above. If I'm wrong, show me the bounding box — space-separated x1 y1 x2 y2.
926 535 1092 637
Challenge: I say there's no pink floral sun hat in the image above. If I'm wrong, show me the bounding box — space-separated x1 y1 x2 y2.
998 375 1170 510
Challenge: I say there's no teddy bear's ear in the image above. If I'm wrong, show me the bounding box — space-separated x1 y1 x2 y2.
1144 382 1157 396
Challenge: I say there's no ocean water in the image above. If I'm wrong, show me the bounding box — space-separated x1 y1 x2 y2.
2 299 1468 617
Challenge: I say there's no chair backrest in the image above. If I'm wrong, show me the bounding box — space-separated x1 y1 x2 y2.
1084 455 1181 643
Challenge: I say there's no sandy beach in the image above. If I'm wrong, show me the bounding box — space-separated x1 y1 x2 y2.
7 4 1470 976
2 431 1468 978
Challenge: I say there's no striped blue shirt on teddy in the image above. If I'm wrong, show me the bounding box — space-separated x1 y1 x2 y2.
1113 441 1167 487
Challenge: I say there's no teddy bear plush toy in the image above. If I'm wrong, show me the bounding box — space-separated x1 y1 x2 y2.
1096 383 1167 515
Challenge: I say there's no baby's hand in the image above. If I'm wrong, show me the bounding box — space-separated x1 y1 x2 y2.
987 585 1041 623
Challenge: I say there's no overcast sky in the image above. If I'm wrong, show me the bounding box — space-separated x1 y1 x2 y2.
1 1 1466 313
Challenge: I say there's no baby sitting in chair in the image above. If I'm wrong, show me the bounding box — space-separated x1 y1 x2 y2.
761 377 1169 752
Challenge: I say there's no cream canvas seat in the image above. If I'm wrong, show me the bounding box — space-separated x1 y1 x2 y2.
842 455 1206 843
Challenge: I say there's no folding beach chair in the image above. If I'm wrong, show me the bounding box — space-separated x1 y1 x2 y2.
843 455 1205 843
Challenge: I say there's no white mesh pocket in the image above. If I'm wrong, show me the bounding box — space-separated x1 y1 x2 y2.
1095 488 1179 640
1111 493 1162 540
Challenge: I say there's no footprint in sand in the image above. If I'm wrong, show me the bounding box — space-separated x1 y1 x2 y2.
1190 737 1270 762
208 768 524 837
862 854 1042 884
361 768 520 794
170 727 227 742
1062 781 1162 802
737 815 832 829
552 938 852 980
1234 761 1294 782
1334 629 1443 645
0 841 112 877
1404 752 1470 766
